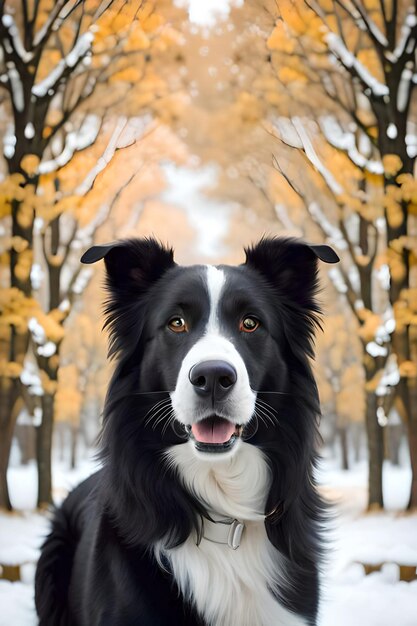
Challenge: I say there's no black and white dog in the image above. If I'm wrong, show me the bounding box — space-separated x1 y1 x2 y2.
35 237 338 626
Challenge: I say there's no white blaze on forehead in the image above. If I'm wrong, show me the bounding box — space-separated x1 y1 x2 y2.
205 265 226 333
170 264 256 427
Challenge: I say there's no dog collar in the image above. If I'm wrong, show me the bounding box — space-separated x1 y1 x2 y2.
199 517 245 550
197 501 284 550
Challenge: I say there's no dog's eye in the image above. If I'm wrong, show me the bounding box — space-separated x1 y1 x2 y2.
168 317 188 333
240 317 260 333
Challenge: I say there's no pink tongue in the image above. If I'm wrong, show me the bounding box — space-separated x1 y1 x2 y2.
192 418 236 444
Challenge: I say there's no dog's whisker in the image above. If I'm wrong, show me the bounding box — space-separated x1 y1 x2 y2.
254 405 276 427
256 400 279 421
254 390 290 395
144 405 171 427
162 412 177 436
254 408 271 429
147 405 173 429
144 397 171 417
144 399 172 426
252 411 272 428
129 390 170 396
256 398 278 414
153 407 172 430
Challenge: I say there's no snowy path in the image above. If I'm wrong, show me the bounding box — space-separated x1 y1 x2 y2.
0 458 416 626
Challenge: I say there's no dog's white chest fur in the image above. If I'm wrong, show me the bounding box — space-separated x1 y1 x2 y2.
161 442 307 626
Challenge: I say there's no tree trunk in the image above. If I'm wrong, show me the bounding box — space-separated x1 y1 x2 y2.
387 425 401 466
364 390 384 509
0 377 22 510
408 415 417 509
338 426 349 470
70 424 78 470
36 393 55 508
0 426 13 510
402 374 417 508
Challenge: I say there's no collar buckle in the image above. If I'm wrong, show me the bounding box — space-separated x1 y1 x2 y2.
199 517 245 550
227 519 245 550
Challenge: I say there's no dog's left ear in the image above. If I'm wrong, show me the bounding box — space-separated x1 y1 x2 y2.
244 237 339 310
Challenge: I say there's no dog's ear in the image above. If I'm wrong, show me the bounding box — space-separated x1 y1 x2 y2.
244 237 339 310
81 238 176 359
81 238 176 293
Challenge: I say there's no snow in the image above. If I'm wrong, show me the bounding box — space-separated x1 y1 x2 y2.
32 32 94 98
7 64 24 112
316 459 417 626
75 116 152 196
2 14 13 28
66 32 94 68
326 33 389 97
36 342 56 358
30 263 43 290
27 318 46 345
2 14 33 63
161 163 235 257
406 133 417 158
1 455 416 626
397 65 414 112
320 116 383 174
363 15 389 48
273 117 303 148
24 123 35 140
308 202 347 250
292 117 343 194
3 124 16 159
377 356 401 396
39 115 101 174
177 0 244 26
392 12 417 62
386 123 398 139
366 341 388 357
72 268 93 295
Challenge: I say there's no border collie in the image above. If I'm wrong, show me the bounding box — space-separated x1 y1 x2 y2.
35 237 338 626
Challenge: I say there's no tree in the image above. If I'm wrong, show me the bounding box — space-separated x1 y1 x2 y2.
0 0 179 509
264 0 417 507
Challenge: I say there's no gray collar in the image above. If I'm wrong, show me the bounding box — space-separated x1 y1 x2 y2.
198 517 245 550
196 502 284 550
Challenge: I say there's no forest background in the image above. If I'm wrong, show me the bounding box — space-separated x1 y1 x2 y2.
0 0 416 624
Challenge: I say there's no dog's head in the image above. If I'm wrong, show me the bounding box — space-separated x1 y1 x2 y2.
82 237 338 458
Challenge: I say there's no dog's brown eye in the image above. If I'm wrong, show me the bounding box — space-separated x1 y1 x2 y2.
240 317 260 333
168 317 188 333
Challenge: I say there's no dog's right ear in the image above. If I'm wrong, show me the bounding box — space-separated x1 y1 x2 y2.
81 239 176 359
81 238 176 294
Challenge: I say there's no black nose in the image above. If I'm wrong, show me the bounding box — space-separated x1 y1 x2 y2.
189 360 237 400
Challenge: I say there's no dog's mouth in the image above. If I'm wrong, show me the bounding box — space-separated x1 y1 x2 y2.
186 416 243 453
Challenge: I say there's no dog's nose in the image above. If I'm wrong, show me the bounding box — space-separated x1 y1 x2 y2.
189 360 237 400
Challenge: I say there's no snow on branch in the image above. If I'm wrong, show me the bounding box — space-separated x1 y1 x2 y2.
292 117 343 195
391 12 417 62
75 115 151 195
325 32 389 97
1 14 33 63
39 114 101 174
308 201 347 250
397 63 414 112
32 31 94 98
6 62 24 112
319 116 383 174
75 117 129 195
32 0 69 48
347 0 389 48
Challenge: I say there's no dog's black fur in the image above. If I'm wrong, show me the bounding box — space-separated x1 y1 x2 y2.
35 237 338 626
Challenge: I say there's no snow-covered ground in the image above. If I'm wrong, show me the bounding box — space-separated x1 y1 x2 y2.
0 456 416 626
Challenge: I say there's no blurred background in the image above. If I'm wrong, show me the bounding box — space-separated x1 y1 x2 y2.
0 0 416 624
